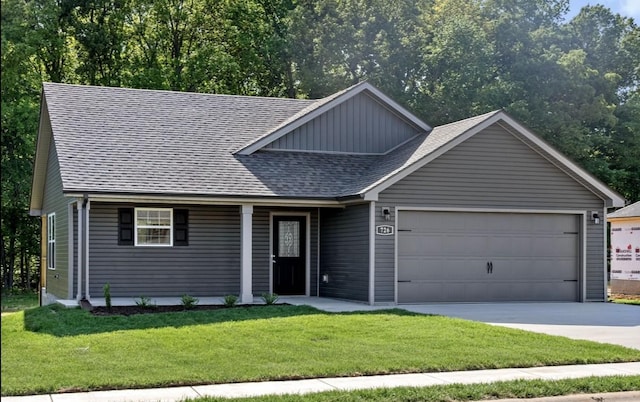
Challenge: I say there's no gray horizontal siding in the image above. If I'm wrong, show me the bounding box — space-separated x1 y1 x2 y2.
377 124 606 302
265 92 420 154
88 203 240 297
319 204 369 302
42 140 71 299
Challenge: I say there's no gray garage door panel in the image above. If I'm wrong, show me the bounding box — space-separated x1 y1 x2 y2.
398 211 580 303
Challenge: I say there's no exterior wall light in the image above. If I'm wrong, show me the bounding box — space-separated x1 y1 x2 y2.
382 207 391 221
591 212 600 224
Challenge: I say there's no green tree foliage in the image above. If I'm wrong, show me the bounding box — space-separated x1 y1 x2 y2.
1 0 639 290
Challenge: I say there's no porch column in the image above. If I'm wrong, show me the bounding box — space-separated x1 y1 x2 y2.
76 200 84 301
84 200 90 300
240 205 253 304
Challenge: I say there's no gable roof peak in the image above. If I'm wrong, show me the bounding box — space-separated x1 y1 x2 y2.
235 82 431 155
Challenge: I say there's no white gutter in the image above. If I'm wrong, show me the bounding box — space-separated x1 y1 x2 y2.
85 197 90 301
76 200 83 301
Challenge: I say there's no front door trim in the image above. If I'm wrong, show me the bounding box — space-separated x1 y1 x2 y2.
270 212 311 296
394 207 588 304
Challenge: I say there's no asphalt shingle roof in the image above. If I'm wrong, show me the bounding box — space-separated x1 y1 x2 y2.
609 201 640 218
42 83 496 200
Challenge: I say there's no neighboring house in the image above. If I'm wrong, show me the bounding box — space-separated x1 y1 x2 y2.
608 201 640 295
30 81 625 306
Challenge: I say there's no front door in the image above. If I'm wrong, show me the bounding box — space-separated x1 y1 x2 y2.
272 216 306 295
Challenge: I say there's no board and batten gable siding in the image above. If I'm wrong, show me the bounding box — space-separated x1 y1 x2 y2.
41 139 71 299
376 123 607 302
252 207 319 296
88 203 241 297
264 92 420 154
319 204 369 301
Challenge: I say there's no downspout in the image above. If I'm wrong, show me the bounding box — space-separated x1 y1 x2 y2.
76 195 89 302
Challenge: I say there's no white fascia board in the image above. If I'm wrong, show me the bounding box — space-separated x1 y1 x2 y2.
64 193 345 208
237 82 430 155
362 112 503 199
29 94 51 213
497 115 626 207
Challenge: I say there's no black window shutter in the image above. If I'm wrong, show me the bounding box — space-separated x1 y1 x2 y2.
118 208 134 246
174 209 189 246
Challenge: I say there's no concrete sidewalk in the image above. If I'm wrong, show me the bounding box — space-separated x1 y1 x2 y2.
3 362 639 402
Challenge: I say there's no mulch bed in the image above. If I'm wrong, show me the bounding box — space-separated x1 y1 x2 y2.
88 303 289 316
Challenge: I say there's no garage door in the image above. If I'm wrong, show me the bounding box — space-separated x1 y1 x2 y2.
398 211 580 303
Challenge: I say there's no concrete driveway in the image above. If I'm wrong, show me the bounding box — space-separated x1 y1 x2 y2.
401 302 640 350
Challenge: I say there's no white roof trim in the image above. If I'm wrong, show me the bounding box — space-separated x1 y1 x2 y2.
65 193 346 208
362 111 625 207
29 94 52 215
236 82 431 155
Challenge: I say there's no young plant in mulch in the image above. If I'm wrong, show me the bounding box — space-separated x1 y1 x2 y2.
103 283 112 311
261 293 279 305
135 296 156 309
223 294 238 307
181 294 199 310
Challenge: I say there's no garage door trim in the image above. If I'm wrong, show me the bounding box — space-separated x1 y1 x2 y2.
393 207 587 303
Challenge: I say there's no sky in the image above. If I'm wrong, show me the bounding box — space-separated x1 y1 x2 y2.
566 0 640 21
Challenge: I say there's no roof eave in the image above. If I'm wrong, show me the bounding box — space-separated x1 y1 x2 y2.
29 89 51 216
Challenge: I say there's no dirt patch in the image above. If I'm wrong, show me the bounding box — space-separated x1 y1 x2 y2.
89 303 288 316
610 293 640 301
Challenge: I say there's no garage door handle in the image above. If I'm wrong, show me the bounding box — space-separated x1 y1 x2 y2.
487 261 493 274
563 279 578 282
398 280 411 283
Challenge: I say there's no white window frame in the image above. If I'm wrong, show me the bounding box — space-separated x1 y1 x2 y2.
134 208 173 247
47 213 56 269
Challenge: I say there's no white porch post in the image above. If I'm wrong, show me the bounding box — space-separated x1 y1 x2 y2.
240 205 253 304
85 200 90 300
76 200 84 301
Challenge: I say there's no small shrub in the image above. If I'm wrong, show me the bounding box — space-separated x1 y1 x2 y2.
181 294 199 310
223 294 238 307
135 296 155 308
261 293 279 305
103 283 111 311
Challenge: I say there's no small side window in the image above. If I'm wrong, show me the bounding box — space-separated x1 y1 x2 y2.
47 213 56 269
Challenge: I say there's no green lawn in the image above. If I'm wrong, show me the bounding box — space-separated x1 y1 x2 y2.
1 289 38 312
2 304 639 396
187 376 640 402
611 298 640 306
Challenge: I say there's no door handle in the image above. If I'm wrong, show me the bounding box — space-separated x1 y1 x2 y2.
487 261 493 274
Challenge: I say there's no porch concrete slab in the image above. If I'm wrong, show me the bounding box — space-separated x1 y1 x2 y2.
193 378 336 398
320 372 448 390
48 386 199 402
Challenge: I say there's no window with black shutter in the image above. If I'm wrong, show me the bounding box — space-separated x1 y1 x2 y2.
173 209 189 246
118 208 134 245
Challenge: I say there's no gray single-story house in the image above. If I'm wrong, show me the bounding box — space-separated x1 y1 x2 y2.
30 81 625 306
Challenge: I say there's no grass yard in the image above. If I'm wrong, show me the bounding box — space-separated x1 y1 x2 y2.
1 289 38 312
186 376 640 401
3 304 640 396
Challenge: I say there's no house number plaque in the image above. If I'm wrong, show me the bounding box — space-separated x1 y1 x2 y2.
376 225 394 236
